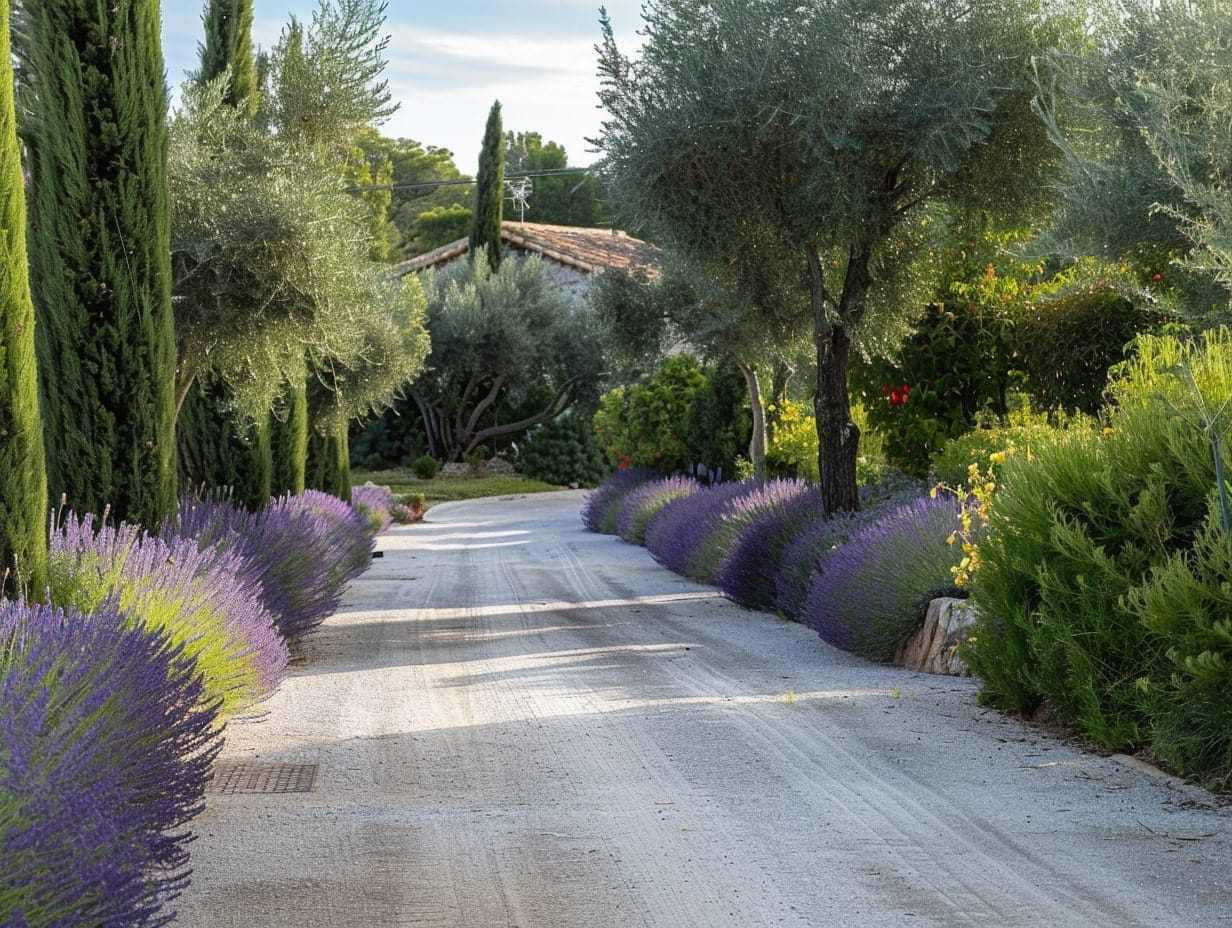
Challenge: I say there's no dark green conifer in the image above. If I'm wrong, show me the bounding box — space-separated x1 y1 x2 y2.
470 100 505 271
21 0 178 527
198 0 260 117
0 1 47 596
271 371 309 496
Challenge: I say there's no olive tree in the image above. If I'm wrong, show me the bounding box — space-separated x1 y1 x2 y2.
595 0 1067 512
1036 0 1232 322
410 258 605 462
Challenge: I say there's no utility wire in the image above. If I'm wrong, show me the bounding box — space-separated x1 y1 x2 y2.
344 167 593 195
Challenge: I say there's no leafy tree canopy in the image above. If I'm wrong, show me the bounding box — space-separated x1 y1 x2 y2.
169 72 427 422
595 0 1070 511
409 257 607 462
505 131 607 228
1037 0 1232 324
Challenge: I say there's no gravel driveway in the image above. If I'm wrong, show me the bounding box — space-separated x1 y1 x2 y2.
176 490 1231 927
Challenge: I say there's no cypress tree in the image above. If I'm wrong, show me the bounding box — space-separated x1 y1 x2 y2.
470 100 505 272
21 0 178 528
271 364 309 496
198 0 260 117
179 0 273 506
0 1 47 597
177 377 272 510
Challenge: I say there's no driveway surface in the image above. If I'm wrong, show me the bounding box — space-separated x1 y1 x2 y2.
177 490 1231 927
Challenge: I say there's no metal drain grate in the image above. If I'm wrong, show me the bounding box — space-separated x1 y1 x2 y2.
209 762 319 795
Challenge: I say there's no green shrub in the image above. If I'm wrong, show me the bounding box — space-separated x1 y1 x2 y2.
929 401 1074 487
682 364 751 479
518 414 609 487
411 454 441 480
967 329 1232 778
593 355 705 471
852 298 1020 477
765 398 819 481
1018 288 1160 415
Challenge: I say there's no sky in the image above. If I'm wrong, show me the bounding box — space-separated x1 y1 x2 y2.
160 0 646 175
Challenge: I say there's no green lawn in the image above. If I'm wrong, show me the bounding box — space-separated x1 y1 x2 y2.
351 468 568 509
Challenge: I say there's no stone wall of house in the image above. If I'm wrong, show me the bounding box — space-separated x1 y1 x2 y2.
503 247 593 305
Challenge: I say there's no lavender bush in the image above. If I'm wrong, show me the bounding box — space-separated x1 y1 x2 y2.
167 490 373 642
48 512 288 722
773 475 928 621
689 479 815 587
351 482 395 535
715 483 828 610
581 467 659 533
642 480 758 580
0 600 220 927
615 476 700 545
801 494 965 660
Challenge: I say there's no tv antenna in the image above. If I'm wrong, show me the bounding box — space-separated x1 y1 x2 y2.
505 176 533 221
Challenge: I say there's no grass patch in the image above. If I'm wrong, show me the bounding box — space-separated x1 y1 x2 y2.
351 469 565 509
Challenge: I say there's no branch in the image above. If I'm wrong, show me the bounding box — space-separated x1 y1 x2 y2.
461 372 508 441
466 376 582 452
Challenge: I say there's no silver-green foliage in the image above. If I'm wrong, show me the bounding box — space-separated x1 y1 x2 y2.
595 0 1067 513
169 73 427 424
411 258 606 462
1036 0 1232 321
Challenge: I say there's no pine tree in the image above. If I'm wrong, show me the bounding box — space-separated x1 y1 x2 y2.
0 1 47 597
470 100 505 271
21 0 178 527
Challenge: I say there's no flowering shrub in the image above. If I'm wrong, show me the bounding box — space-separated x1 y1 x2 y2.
801 495 965 661
688 478 814 586
167 490 373 642
580 466 658 533
0 600 220 927
614 476 700 544
351 482 396 535
714 482 826 610
765 399 820 481
642 480 755 577
48 512 288 722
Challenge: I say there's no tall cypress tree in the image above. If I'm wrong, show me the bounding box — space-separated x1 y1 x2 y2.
21 0 178 528
0 1 47 597
470 100 505 271
198 0 259 117
271 357 309 496
179 0 272 509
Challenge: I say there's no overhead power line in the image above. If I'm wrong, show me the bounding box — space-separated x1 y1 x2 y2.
344 167 592 195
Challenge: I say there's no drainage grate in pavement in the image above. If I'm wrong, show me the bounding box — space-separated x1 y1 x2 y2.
208 762 319 795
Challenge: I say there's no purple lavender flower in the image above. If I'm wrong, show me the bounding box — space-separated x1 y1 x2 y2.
48 511 288 721
615 476 700 544
715 483 827 610
581 467 659 533
800 494 965 660
351 482 395 535
165 490 373 643
643 480 754 577
0 599 221 927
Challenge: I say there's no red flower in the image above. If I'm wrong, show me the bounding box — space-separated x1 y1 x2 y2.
1152 273 1162 282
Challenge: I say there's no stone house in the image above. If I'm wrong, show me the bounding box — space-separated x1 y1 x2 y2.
391 221 655 302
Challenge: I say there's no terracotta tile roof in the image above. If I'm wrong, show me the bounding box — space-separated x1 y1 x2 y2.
392 221 655 277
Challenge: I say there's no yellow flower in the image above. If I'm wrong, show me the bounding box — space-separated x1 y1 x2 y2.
989 451 1007 465
1103 427 1114 436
